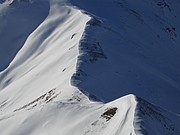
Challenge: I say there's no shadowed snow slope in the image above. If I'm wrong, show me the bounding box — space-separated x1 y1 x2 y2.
0 0 180 135
70 0 180 114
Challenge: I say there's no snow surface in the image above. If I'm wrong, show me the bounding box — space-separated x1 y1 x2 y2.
70 0 180 114
0 0 180 135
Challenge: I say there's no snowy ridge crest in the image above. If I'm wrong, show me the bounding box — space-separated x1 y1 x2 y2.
0 0 180 135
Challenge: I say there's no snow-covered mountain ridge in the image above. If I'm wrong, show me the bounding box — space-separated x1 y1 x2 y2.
0 0 180 134
70 0 180 114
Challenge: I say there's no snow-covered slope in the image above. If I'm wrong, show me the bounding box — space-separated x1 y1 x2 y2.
0 0 49 72
0 0 180 135
0 94 137 135
136 97 180 135
70 0 180 114
0 0 91 114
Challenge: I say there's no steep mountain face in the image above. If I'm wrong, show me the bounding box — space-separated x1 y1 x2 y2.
0 0 179 135
70 0 180 114
136 97 180 135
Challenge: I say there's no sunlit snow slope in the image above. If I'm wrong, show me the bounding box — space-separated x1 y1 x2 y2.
0 0 180 135
0 0 91 113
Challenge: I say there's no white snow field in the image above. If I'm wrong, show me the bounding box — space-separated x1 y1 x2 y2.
0 0 180 135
